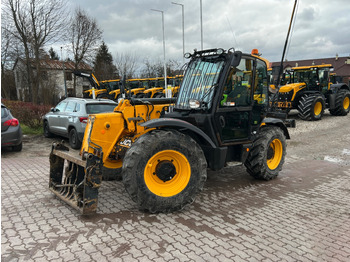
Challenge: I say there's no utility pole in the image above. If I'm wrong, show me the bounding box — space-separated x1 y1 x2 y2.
276 0 297 87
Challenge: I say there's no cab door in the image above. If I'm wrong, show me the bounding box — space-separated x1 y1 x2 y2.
214 57 268 145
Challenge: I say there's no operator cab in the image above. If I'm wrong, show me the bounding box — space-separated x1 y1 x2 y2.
169 48 269 146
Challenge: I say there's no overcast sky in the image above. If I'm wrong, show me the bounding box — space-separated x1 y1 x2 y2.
68 0 350 65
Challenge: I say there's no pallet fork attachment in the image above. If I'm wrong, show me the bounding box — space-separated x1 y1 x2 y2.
49 142 103 215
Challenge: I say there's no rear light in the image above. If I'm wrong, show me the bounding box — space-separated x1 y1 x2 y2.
3 118 19 127
79 117 88 123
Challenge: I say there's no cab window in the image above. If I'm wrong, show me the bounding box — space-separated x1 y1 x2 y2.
254 60 268 106
221 58 252 107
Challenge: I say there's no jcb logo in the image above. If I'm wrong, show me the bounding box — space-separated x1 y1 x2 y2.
277 102 292 108
119 139 132 147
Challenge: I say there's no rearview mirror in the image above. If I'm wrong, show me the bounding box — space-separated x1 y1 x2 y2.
230 51 242 67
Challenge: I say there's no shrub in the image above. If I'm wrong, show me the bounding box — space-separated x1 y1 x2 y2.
1 99 52 129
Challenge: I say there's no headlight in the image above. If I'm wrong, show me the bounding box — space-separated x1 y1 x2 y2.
216 48 224 55
184 52 192 59
189 99 200 108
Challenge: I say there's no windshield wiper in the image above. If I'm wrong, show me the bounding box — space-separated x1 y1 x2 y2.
197 83 218 108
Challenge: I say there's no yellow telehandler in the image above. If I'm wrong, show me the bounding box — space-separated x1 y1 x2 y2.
49 48 294 214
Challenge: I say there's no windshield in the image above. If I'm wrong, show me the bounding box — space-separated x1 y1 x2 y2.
293 69 317 83
176 58 225 109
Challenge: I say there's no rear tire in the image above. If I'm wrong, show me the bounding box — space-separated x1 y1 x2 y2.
329 90 350 116
69 128 82 149
245 126 286 180
122 129 207 213
298 94 325 121
155 93 165 98
12 142 23 152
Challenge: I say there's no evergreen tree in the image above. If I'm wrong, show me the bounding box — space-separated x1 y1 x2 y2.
49 47 59 60
93 42 117 81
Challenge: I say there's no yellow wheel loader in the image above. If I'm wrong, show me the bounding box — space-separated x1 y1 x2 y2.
50 48 295 214
79 72 109 99
108 79 146 100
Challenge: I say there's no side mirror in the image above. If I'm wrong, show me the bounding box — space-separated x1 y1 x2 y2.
230 51 242 67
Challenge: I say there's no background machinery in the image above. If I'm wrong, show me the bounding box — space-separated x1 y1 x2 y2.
49 48 293 214
274 64 350 120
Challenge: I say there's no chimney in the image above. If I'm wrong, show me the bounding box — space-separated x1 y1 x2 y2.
335 53 339 61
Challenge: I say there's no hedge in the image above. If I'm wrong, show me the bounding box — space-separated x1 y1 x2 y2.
1 100 52 129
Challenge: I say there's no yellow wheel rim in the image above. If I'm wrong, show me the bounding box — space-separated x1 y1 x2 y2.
343 96 350 110
314 101 322 116
144 150 191 197
267 139 283 170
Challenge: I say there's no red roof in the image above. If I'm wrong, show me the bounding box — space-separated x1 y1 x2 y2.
38 59 92 71
272 56 350 77
14 57 92 71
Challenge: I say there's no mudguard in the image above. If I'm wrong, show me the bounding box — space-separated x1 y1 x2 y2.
140 117 216 148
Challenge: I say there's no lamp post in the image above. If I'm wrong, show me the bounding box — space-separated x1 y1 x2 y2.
151 9 167 90
171 2 185 64
200 0 203 50
60 47 68 98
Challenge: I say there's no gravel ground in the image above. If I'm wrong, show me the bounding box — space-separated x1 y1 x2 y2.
286 110 350 165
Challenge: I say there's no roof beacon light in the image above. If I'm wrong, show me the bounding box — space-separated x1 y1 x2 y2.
251 49 260 56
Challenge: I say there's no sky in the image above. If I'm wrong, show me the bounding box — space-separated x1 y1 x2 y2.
67 0 350 67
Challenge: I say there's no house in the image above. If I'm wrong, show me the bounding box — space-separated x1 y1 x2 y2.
271 55 350 86
13 56 93 104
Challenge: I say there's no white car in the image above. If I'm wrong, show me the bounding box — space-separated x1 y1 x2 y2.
43 97 117 149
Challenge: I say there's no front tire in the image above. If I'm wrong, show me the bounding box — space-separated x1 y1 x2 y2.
298 94 325 121
122 129 207 213
43 121 53 138
245 126 286 180
69 128 82 149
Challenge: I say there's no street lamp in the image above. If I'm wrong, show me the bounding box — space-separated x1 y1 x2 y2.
151 9 167 91
171 2 185 64
200 0 203 50
60 47 68 98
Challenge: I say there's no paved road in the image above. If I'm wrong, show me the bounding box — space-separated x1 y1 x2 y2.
2 113 350 261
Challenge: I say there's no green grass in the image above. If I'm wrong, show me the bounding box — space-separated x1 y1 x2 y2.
21 124 43 135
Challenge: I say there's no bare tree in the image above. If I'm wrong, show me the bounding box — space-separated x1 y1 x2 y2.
114 52 138 79
4 0 68 104
141 58 182 78
69 7 102 96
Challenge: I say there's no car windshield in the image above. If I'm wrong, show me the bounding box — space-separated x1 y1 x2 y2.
86 103 117 114
176 57 225 110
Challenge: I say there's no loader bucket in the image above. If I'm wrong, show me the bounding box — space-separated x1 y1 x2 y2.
49 142 103 215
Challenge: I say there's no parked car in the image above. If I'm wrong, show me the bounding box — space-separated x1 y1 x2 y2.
1 103 23 151
43 97 118 149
